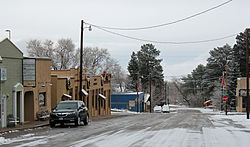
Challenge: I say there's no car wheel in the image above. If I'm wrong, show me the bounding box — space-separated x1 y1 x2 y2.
84 115 89 125
50 122 55 128
75 116 80 126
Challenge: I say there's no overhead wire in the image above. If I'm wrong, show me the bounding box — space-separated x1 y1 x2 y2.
94 26 237 44
85 0 232 31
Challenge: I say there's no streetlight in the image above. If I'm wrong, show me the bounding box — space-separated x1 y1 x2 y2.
79 20 91 102
5 30 11 40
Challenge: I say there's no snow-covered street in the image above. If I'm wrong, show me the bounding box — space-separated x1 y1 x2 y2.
1 106 250 147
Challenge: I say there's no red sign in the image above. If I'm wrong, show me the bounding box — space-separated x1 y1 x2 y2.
222 95 228 102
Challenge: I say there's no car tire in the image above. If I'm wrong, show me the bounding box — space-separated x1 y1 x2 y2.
84 115 88 125
75 116 80 126
50 122 55 128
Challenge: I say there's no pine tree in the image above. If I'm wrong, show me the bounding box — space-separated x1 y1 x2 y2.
203 44 233 97
127 51 139 91
228 32 248 108
127 44 164 104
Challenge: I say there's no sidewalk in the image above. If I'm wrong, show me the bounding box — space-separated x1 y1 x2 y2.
0 120 49 134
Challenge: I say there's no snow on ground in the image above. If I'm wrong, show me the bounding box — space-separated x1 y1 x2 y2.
111 109 140 115
2 106 250 146
72 106 250 147
0 133 65 146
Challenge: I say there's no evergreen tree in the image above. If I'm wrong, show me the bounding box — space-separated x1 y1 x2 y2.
228 32 249 108
203 44 233 97
181 64 206 107
127 51 139 90
127 44 164 103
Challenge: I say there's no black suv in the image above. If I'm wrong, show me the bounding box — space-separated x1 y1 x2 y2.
49 100 89 127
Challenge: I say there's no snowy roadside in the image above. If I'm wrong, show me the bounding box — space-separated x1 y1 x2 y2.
111 109 140 115
175 106 250 128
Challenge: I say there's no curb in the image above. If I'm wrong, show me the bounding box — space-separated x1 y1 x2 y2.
0 123 49 134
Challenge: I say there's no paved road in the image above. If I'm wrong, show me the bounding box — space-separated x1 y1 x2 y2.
0 109 248 147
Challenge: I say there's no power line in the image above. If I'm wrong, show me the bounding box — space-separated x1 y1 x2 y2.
85 0 232 31
94 26 237 44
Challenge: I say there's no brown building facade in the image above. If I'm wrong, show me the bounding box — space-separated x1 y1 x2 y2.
51 68 111 117
23 57 52 121
236 78 250 112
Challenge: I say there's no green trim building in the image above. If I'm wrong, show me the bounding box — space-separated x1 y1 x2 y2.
0 38 24 128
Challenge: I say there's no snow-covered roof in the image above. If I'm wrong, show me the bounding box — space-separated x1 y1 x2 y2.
124 92 143 95
99 94 106 99
82 89 88 96
62 94 71 98
205 100 212 103
144 93 150 102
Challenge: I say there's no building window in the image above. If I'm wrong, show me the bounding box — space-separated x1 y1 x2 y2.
39 93 46 107
95 89 98 109
75 87 78 100
108 90 111 108
92 90 94 107
101 98 103 107
243 96 246 108
104 91 106 109
69 88 73 96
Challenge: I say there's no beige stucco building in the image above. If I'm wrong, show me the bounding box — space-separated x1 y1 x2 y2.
236 78 250 112
23 57 52 121
51 68 111 118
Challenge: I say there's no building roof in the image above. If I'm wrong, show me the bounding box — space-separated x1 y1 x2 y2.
144 93 150 102
23 56 51 60
112 92 144 95
0 38 23 57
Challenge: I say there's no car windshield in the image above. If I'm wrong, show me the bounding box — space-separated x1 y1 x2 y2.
56 102 78 110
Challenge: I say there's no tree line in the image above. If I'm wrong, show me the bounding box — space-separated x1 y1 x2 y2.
180 31 249 109
26 38 126 93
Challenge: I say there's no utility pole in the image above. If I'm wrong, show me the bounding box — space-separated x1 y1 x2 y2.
137 72 139 113
168 85 170 105
246 28 250 119
165 82 167 104
79 20 84 101
150 73 152 113
226 62 228 115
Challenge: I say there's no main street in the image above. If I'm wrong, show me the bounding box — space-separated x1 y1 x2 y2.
1 107 250 147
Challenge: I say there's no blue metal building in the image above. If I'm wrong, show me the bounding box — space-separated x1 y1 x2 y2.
111 92 144 112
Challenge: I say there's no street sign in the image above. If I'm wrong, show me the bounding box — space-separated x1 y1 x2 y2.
222 95 228 102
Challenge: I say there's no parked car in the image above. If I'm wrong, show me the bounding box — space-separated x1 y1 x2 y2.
162 104 170 113
154 105 162 113
49 100 89 127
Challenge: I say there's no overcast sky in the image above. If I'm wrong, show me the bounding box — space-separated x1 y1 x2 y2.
1 0 250 80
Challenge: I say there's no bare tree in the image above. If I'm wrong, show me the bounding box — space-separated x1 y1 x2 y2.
27 40 44 57
55 39 75 70
211 81 222 110
43 40 58 69
105 58 126 93
73 47 110 74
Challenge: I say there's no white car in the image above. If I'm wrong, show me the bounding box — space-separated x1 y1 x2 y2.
162 104 170 113
154 105 162 113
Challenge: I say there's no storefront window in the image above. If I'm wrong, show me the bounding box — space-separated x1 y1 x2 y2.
242 96 246 108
